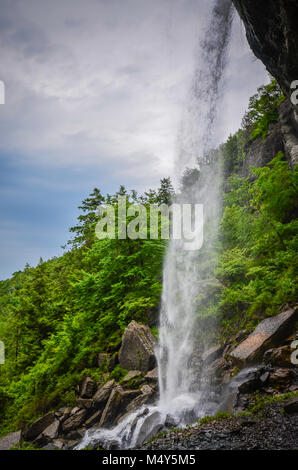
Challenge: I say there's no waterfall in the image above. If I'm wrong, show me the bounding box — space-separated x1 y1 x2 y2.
76 0 234 450
157 0 233 422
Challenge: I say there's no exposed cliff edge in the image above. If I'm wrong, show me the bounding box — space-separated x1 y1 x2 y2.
232 0 298 106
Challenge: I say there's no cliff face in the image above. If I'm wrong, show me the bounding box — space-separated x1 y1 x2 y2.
232 0 298 102
232 0 298 169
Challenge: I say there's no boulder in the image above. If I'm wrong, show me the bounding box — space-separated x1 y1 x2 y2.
269 368 293 389
144 367 158 383
202 344 225 365
97 385 142 429
0 430 22 450
93 379 115 408
98 386 124 428
85 409 103 428
62 408 87 433
283 397 298 414
34 419 60 446
135 411 163 447
76 398 94 409
229 307 298 366
118 321 156 373
80 376 96 399
24 412 56 441
263 346 292 367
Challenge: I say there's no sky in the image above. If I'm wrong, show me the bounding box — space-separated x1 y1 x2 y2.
0 0 269 280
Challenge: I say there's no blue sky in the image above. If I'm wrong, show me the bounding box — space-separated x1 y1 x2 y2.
0 0 268 279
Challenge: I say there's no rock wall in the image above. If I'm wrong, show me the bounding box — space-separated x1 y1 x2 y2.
232 0 298 104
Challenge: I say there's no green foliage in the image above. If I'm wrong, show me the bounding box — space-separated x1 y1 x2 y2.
217 152 298 338
242 78 285 141
0 179 172 434
219 129 247 177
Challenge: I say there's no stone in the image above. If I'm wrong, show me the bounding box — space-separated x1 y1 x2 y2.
93 379 115 407
144 367 158 382
202 344 225 365
232 1 298 108
283 398 298 414
118 320 156 373
263 345 292 367
58 407 72 422
135 411 163 447
52 439 65 450
122 370 143 383
80 376 96 399
76 398 94 409
62 409 87 433
238 122 285 178
229 307 298 366
141 384 153 395
208 357 228 378
24 412 56 441
85 409 103 428
97 386 141 429
41 419 60 440
238 370 262 394
0 430 22 450
34 419 60 446
98 386 124 428
269 368 292 389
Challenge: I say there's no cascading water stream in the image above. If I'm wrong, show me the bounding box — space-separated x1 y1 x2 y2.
76 0 234 450
157 0 233 422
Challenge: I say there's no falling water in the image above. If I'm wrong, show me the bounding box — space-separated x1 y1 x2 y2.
157 0 233 422
76 0 234 450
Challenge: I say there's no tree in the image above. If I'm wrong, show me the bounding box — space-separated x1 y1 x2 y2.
156 177 175 205
68 188 105 248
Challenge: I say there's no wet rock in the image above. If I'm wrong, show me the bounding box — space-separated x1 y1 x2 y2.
24 412 56 441
80 376 96 399
207 357 228 380
0 430 22 450
202 344 225 365
269 368 292 389
283 398 298 414
118 321 156 373
135 411 164 446
164 415 178 429
62 409 88 433
263 345 292 367
229 306 298 366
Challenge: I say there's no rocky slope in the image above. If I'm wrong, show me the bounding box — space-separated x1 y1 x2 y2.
1 306 296 450
140 398 298 450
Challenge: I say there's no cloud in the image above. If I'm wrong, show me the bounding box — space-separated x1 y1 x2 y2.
0 0 268 278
